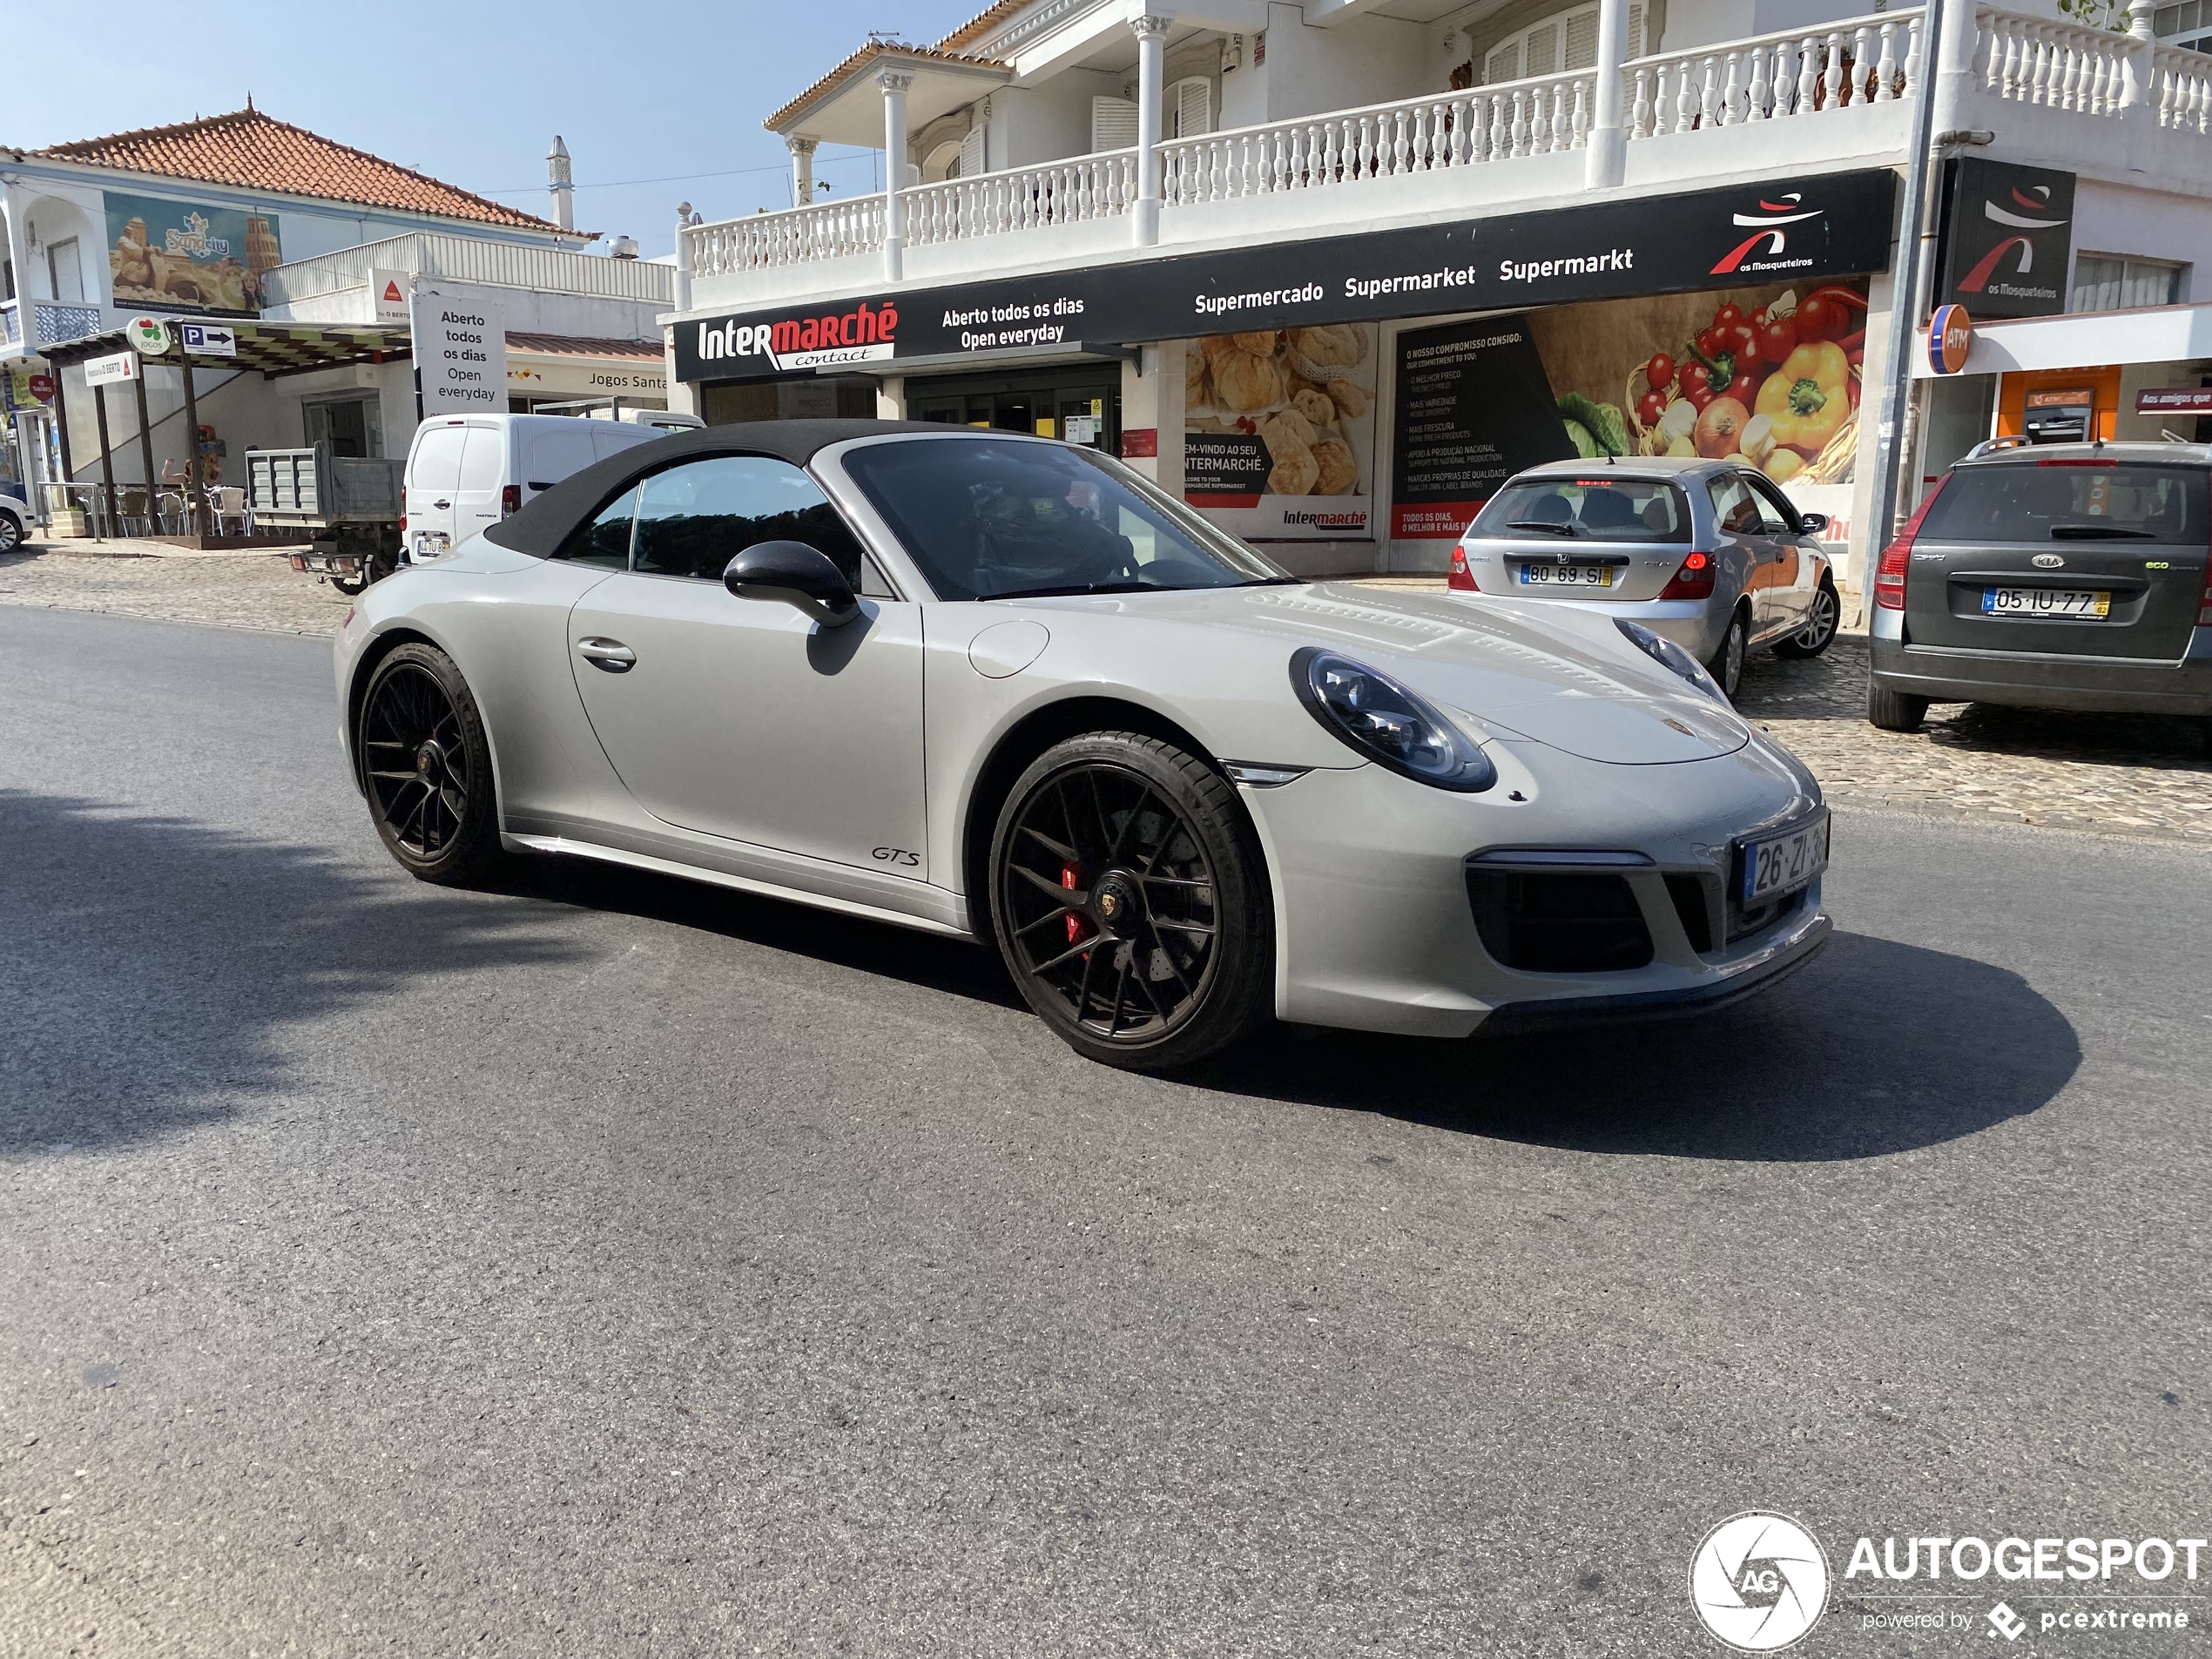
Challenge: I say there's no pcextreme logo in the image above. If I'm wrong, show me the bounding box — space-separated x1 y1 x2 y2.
1690 1512 1831 1652
1957 182 2069 294
1710 194 1825 276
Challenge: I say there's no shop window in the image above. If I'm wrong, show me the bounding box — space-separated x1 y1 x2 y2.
2071 254 2185 313
1092 96 1139 152
1481 3 1643 84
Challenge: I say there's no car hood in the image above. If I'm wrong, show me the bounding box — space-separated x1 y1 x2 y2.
1009 581 1750 765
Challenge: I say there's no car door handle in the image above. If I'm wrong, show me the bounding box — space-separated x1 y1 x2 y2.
577 637 637 672
432 499 450 510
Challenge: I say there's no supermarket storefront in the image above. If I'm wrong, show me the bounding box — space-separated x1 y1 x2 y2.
671 168 1896 573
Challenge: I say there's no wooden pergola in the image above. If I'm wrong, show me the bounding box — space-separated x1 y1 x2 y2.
41 322 411 533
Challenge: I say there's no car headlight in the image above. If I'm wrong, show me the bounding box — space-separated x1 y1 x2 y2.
1290 647 1497 792
1615 618 1728 703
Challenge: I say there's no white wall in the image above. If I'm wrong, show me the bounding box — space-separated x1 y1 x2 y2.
266 274 661 341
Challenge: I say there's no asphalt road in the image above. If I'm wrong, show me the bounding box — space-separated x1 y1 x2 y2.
2 607 2206 1659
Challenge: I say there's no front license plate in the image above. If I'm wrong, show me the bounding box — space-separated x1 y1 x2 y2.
1518 563 1615 587
1983 586 2110 618
1739 814 1830 904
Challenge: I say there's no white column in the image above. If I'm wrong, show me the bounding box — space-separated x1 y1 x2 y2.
875 375 904 421
673 201 695 313
546 136 574 233
2119 0 2156 120
1931 0 1980 139
879 70 913 280
1131 15 1170 247
787 135 819 206
1585 0 1629 188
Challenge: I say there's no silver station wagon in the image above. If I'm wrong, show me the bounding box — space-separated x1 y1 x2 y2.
1448 457 1841 698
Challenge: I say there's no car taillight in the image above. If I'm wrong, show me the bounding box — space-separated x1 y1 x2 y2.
501 485 521 517
288 553 306 571
2200 534 2212 626
399 514 408 532
1657 550 1715 600
1447 543 1480 591
1876 475 1950 611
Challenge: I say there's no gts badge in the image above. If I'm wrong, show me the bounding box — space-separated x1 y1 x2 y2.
872 846 921 867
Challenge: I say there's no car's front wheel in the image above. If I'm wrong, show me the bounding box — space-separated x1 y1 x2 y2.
357 642 502 884
989 732 1272 1070
1774 577 1840 658
0 513 22 555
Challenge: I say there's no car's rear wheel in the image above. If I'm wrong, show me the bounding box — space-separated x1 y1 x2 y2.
1774 577 1840 658
989 732 1272 1070
0 513 22 554
357 642 502 884
1867 684 1930 732
1707 606 1749 698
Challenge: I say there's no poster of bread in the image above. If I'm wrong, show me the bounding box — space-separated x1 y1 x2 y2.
1184 324 1377 541
104 192 283 317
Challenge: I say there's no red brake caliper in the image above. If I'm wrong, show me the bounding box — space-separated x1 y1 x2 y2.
1062 862 1085 945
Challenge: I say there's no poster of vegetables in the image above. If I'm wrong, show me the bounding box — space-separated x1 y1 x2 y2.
1184 325 1378 541
1522 279 1868 491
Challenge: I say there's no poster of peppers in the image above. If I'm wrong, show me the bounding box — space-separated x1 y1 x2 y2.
1521 278 1869 492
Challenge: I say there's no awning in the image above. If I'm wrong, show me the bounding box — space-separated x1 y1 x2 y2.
41 322 408 378
1915 302 2212 379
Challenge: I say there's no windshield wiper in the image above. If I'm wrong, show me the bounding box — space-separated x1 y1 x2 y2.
1507 519 1582 536
2049 523 2156 540
984 580 1166 600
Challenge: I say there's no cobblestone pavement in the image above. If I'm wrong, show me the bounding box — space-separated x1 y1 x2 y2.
3 548 2203 843
0 537 348 637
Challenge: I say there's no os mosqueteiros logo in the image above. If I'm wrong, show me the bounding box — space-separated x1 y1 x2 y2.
1690 1512 1832 1652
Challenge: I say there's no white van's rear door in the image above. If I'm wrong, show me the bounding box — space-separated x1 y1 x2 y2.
523 422 598 503
453 422 506 544
405 421 467 560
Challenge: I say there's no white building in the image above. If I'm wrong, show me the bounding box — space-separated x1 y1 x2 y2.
664 0 2212 596
1 106 665 515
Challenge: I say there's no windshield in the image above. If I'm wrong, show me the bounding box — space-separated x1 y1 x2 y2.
840 437 1292 601
1469 476 1692 543
1919 462 2209 544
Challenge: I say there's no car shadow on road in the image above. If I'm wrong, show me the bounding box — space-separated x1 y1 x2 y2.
0 789 593 1158
1189 931 2081 1161
489 853 1026 1011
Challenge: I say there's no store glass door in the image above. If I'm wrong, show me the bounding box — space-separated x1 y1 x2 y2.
906 365 1119 452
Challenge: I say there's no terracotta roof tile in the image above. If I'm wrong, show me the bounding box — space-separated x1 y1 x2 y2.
30 106 562 233
763 43 1010 134
936 0 1032 52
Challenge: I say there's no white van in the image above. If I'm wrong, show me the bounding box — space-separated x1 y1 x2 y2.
401 412 699 563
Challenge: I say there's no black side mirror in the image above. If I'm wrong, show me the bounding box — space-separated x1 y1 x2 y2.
1798 511 1831 537
722 540 860 628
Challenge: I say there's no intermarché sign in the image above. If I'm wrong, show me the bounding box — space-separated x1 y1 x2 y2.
675 168 1897 383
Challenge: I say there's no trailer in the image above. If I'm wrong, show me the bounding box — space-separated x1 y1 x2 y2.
246 444 406 595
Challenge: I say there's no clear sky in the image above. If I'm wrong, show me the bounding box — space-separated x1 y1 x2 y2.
3 0 987 259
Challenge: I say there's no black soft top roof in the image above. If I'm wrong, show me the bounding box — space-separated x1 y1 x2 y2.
482 417 952 558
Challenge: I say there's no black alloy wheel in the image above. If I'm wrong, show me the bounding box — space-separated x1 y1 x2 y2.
1775 577 1841 659
357 642 502 884
1707 606 1749 699
990 732 1272 1070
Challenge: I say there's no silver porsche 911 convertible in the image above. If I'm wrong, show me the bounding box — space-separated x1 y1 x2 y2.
335 420 1830 1070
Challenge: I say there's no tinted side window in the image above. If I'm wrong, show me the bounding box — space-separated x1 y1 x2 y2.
1743 474 1799 535
408 425 466 492
631 455 868 584
555 485 637 568
1706 475 1764 536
